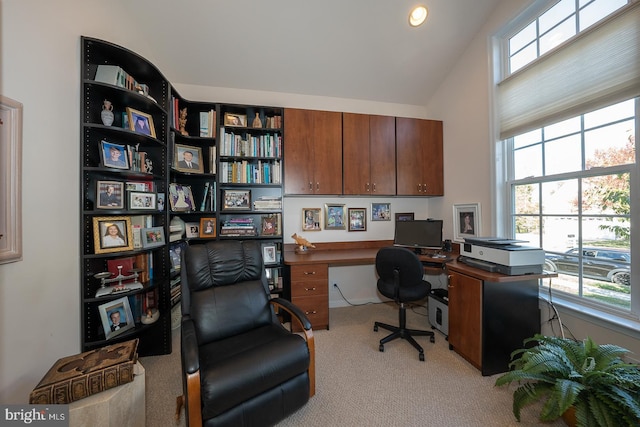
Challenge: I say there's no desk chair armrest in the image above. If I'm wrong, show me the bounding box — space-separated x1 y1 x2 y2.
270 297 312 331
181 318 200 375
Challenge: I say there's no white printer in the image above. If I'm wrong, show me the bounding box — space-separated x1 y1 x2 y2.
459 237 545 275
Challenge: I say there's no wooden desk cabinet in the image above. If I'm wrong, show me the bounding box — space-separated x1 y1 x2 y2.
290 264 330 330
447 265 542 376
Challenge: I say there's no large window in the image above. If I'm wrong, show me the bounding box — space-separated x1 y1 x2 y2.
495 0 640 318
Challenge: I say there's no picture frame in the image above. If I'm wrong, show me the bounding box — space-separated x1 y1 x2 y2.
302 208 321 231
223 112 247 127
395 212 415 222
0 95 23 265
262 244 278 265
173 143 204 174
96 180 124 209
128 191 157 210
168 183 195 212
157 193 165 211
93 216 134 254
371 203 391 221
169 241 188 272
126 107 156 138
99 296 134 340
100 140 129 170
261 215 279 236
453 203 482 242
348 208 367 232
222 189 251 210
324 204 346 230
140 226 165 249
185 222 199 238
199 218 216 238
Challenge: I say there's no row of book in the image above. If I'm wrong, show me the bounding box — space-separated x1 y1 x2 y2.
220 129 282 157
253 196 282 211
200 181 217 212
219 160 282 184
94 64 146 95
199 110 216 138
220 217 257 236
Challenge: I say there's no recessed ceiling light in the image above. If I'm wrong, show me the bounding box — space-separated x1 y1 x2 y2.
409 6 428 27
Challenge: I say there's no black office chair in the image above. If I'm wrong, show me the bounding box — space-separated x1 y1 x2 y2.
373 246 435 361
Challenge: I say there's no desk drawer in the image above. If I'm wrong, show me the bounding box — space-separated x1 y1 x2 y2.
290 279 328 297
290 264 328 281
292 295 329 330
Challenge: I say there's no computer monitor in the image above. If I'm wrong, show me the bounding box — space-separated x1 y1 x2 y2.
394 219 443 252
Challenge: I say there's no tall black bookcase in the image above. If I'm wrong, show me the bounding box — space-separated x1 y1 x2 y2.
80 37 171 356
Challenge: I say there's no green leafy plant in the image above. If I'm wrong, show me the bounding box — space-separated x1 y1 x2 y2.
495 334 640 426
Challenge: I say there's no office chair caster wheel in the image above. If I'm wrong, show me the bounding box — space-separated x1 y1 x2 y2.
419 353 425 362
430 336 435 343
374 325 378 332
379 344 384 352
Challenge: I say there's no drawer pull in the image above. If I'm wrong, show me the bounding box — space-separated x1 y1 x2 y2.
305 287 316 291
305 310 317 315
303 271 316 275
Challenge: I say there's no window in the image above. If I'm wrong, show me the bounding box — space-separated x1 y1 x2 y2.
494 0 640 318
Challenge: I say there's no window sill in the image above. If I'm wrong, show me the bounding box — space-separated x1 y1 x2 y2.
539 293 640 340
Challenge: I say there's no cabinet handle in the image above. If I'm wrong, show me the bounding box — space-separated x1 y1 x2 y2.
303 271 316 275
305 310 317 315
308 182 313 191
366 182 370 192
372 183 376 192
305 287 316 291
418 183 422 192
316 182 319 190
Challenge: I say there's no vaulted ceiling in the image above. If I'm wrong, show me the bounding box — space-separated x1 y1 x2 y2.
124 0 502 107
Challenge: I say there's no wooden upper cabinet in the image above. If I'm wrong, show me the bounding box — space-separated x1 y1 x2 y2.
343 113 396 195
284 108 342 195
395 117 443 196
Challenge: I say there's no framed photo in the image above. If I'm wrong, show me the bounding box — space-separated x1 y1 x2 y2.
99 296 134 340
173 143 204 174
223 112 246 127
222 189 251 210
453 203 482 242
262 244 278 265
348 208 367 232
128 191 156 210
96 180 124 209
324 204 346 230
199 218 216 238
302 208 321 231
169 241 188 272
100 140 129 170
157 193 165 211
371 203 391 221
0 95 23 265
140 226 165 249
185 222 199 238
126 107 156 138
395 212 415 222
261 215 279 236
168 183 195 212
93 216 133 254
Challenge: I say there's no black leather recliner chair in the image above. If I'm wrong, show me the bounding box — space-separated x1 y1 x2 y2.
177 240 315 426
374 246 435 361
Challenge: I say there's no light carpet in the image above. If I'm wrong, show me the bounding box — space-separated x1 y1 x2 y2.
140 302 563 426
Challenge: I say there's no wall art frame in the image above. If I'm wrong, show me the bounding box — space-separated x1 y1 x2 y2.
453 203 481 242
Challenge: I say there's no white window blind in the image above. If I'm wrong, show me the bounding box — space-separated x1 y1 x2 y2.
497 2 640 139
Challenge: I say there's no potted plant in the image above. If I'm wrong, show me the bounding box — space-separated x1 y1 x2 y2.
495 334 640 426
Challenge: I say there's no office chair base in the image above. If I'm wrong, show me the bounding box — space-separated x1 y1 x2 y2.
374 321 435 361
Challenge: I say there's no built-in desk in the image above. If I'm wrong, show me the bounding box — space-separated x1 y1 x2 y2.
284 241 449 330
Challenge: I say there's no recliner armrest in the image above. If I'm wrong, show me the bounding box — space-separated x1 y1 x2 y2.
181 318 200 375
270 297 312 331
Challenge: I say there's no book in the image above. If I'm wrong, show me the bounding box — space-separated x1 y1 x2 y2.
29 339 139 404
107 257 136 284
94 65 123 86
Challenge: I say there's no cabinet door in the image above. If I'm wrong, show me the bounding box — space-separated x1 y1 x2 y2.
395 117 443 196
284 108 315 194
343 113 370 195
448 271 482 369
312 110 342 195
369 115 396 195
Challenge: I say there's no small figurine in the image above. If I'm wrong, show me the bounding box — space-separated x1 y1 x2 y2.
291 233 315 254
252 112 262 128
179 107 188 136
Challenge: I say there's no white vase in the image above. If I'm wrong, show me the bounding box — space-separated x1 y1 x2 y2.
101 99 114 126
